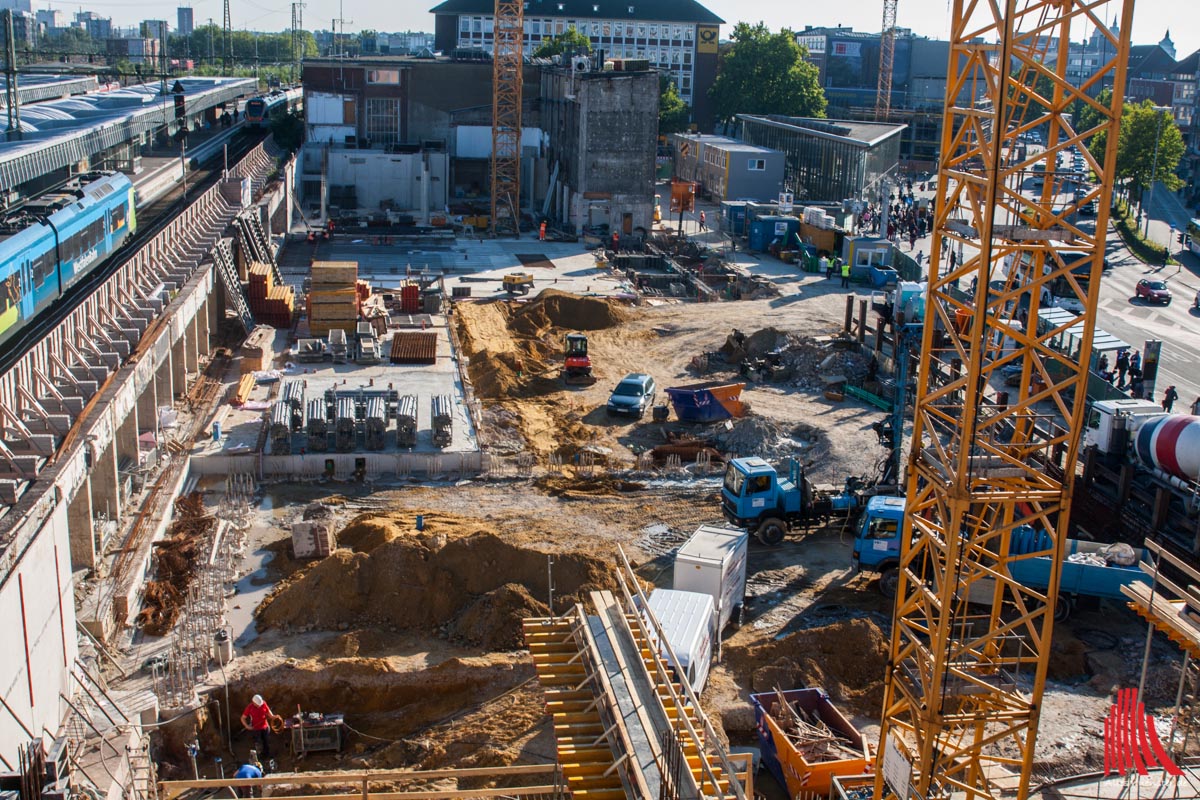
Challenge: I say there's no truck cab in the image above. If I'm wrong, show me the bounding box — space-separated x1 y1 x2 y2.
721 457 812 545
850 495 906 596
1084 398 1162 454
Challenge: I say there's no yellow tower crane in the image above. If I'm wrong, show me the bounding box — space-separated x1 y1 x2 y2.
874 0 898 122
875 1 1133 798
490 0 524 237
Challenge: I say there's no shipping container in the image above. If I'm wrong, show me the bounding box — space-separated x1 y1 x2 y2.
645 589 716 694
674 526 748 631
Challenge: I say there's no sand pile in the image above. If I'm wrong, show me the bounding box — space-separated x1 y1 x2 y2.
510 290 629 335
256 510 618 646
724 618 890 716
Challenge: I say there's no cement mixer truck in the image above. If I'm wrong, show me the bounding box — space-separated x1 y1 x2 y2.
1080 398 1200 549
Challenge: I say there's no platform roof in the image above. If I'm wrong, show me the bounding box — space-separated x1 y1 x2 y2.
0 76 256 188
0 74 99 108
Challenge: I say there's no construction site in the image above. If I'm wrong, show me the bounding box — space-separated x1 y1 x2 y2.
8 0 1200 799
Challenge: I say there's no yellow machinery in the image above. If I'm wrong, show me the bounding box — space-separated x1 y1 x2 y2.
875 1 1133 799
502 272 535 295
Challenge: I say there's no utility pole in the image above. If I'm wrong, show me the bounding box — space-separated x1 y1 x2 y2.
3 10 20 142
222 0 231 75
208 18 214 68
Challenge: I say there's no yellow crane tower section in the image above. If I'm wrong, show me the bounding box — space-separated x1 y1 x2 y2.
490 0 524 236
874 0 898 122
875 1 1133 798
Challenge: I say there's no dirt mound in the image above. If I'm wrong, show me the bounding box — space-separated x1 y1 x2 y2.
724 617 889 716
451 584 550 650
534 475 646 497
511 290 629 335
257 511 618 639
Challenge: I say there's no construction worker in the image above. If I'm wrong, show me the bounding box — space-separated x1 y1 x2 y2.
539 220 547 241
611 231 619 252
234 760 263 798
240 695 282 759
699 210 707 231
840 259 851 289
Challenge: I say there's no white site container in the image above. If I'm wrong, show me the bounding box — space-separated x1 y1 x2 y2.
674 525 748 631
646 589 716 694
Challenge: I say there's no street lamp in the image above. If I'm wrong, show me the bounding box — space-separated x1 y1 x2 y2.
1142 105 1172 238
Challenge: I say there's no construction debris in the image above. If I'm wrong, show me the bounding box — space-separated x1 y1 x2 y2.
136 493 217 636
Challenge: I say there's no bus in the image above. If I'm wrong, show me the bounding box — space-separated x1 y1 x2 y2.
1187 218 1200 257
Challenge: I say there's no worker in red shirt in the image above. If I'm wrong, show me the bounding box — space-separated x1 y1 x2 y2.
240 694 282 758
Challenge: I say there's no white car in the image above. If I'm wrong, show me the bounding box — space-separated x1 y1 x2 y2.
1052 296 1086 314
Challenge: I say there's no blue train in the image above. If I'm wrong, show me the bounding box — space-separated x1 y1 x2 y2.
0 172 137 349
244 91 290 128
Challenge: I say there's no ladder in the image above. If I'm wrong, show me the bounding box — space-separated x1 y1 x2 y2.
212 239 254 333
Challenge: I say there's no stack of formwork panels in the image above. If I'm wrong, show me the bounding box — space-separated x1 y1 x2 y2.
308 261 359 337
247 263 296 328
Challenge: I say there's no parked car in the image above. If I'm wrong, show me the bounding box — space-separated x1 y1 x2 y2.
606 373 657 418
1053 296 1086 314
1079 200 1097 216
1136 279 1172 304
1194 288 1200 309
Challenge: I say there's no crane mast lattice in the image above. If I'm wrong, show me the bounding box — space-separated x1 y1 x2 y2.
875 1 1133 798
490 0 524 236
875 0 898 121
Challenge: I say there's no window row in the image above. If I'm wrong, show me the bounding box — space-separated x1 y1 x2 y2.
458 15 694 41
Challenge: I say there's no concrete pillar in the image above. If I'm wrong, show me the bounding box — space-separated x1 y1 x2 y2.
185 317 200 376
197 297 212 357
171 337 187 400
116 412 138 469
67 480 96 571
156 353 174 411
90 440 120 526
137 379 157 435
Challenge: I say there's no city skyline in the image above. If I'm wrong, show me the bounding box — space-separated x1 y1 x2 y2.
42 0 1200 60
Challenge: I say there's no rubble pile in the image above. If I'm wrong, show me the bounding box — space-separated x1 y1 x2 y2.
702 328 874 391
716 416 829 462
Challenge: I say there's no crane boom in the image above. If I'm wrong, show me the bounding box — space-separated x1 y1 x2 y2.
874 0 897 122
875 1 1133 798
490 0 524 236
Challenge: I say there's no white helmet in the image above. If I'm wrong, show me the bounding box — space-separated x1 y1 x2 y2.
252 694 264 706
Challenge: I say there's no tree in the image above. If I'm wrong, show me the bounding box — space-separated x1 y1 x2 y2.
709 23 826 124
532 26 591 58
1087 99 1184 198
658 74 689 134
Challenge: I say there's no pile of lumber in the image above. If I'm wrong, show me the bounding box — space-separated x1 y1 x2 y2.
308 261 359 336
233 374 256 405
770 689 862 764
247 263 295 329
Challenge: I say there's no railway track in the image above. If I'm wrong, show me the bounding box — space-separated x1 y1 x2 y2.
0 129 265 374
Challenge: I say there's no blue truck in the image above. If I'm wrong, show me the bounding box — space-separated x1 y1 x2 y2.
850 495 1150 618
721 457 870 545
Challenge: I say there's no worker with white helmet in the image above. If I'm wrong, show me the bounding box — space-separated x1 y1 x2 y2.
240 694 283 758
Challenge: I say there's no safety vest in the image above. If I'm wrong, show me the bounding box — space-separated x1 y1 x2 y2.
841 263 850 277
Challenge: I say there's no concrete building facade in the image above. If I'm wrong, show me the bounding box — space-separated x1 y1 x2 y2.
540 65 658 235
429 0 723 129
669 133 785 203
177 7 193 36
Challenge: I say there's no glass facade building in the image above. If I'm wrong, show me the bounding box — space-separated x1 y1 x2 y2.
736 115 906 202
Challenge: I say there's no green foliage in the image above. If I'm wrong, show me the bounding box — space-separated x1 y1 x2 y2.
709 22 826 124
532 26 592 58
658 74 689 135
270 110 304 151
1117 101 1185 193
168 25 318 68
1084 97 1183 197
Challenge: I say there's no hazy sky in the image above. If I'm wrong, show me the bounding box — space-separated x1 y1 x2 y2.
77 0 1199 60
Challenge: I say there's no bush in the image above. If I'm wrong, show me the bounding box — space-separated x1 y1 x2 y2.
1111 197 1176 265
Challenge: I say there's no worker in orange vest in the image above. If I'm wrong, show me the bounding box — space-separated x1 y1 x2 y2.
539 220 547 241
611 231 619 251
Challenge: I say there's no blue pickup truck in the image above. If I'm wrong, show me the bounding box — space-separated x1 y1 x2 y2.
850 495 1149 619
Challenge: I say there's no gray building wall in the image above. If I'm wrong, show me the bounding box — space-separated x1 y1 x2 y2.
670 134 784 202
541 67 658 235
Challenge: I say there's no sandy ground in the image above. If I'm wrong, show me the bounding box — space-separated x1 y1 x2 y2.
127 285 1195 795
